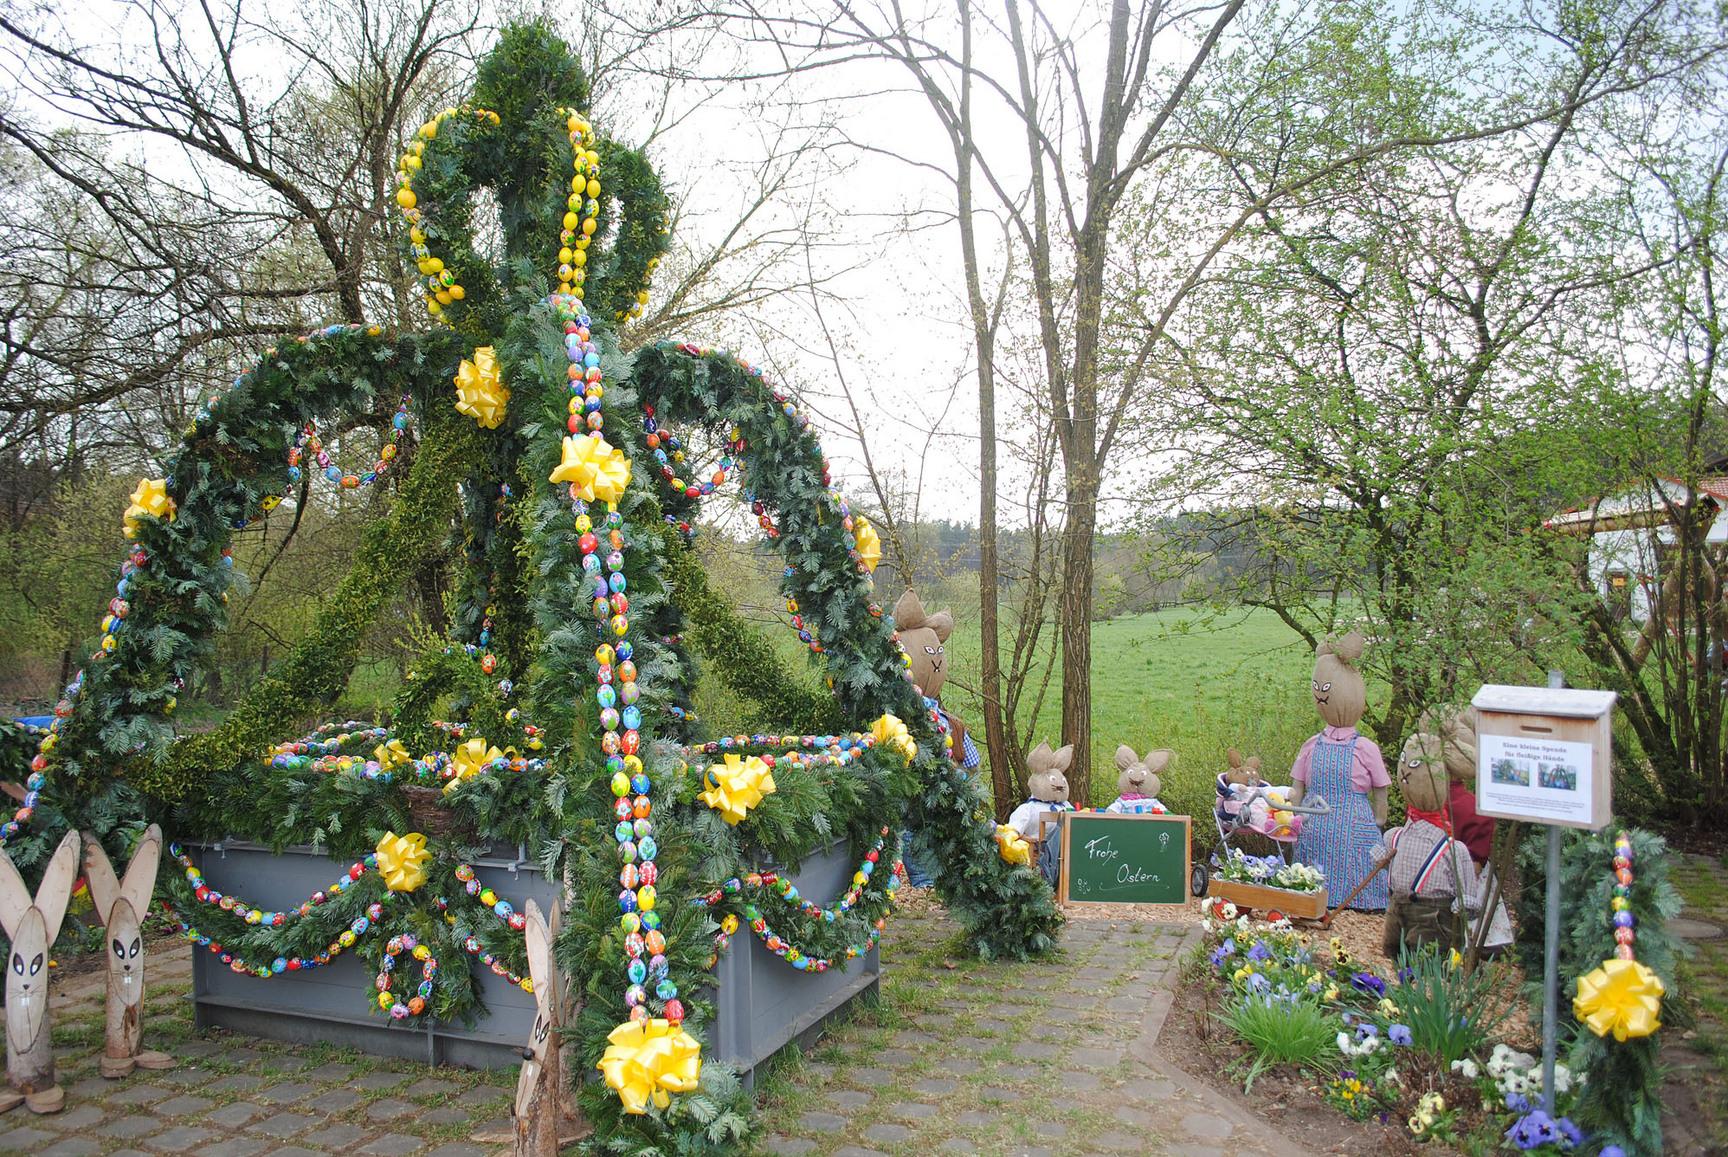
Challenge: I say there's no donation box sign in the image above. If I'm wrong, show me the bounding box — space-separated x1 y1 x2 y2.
1471 684 1617 831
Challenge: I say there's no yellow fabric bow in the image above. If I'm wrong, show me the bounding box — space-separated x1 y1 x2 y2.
374 739 412 769
550 432 632 503
698 753 776 825
445 736 504 793
597 1018 702 1114
453 346 509 429
1574 957 1665 1041
995 824 1031 866
869 714 918 763
123 478 176 536
374 831 431 893
854 516 882 572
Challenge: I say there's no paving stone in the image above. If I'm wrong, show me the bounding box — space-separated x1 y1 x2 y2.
353 1071 410 1092
404 1077 458 1099
157 1067 215 1087
910 1076 958 1095
831 1148 889 1157
420 1103 471 1125
1070 1045 1124 1069
840 1065 894 1087
862 1122 912 1144
206 1102 269 1130
889 1101 938 1120
1113 1103 1159 1128
256 1081 319 1104
300 1062 356 1082
873 1048 919 1066
258 1055 314 1073
248 1110 318 1138
763 1137 818 1155
1090 1132 1149 1154
978 1085 1019 1103
43 1104 104 1130
259 1148 323 1157
366 1097 417 1122
1115 1076 1178 1100
153 1093 216 1117
146 1125 219 1151
937 1141 977 1154
301 1122 367 1149
302 1087 364 1114
953 1110 993 1127
175 1040 222 1058
65 1077 112 1099
195 1137 271 1157
208 1073 267 1095
109 1083 175 1106
1032 1120 1068 1138
1179 1112 1234 1140
826 1089 871 1110
420 1145 489 1157
1163 1146 1226 1157
1016 1042 1062 1060
798 1110 849 1133
222 1048 267 1066
38 1138 102 1157
0 1126 62 1150
96 1114 165 1140
357 1133 424 1155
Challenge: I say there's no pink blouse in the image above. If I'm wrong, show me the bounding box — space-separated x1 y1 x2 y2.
1290 725 1390 795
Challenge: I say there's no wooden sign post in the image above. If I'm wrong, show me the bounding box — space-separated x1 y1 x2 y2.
1057 813 1190 911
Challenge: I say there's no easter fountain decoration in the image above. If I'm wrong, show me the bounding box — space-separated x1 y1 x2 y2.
0 23 1061 1152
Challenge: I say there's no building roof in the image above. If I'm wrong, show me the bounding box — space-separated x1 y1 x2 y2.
1544 477 1728 534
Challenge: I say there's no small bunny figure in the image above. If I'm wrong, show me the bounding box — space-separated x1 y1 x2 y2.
0 829 81 1113
1005 742 1075 838
83 825 172 1078
1214 748 1264 825
1105 746 1170 814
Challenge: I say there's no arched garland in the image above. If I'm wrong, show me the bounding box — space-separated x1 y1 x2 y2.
9 21 1059 1154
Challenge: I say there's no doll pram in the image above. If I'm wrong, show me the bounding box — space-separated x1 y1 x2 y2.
1190 783 1331 898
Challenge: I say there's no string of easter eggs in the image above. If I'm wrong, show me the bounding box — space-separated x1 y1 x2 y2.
394 106 501 322
376 932 439 1019
288 396 411 491
168 843 378 928
732 883 898 974
160 897 384 977
433 869 535 993
555 108 600 300
682 731 879 767
1609 830 1640 960
693 828 893 923
640 405 740 515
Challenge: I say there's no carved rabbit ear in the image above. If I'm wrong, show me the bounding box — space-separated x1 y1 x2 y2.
1145 750 1174 776
1027 741 1054 771
926 610 955 642
1245 755 1262 773
1115 745 1139 772
1320 630 1366 665
523 899 556 1010
892 589 927 631
1050 744 1075 772
83 832 121 923
0 844 32 940
120 825 163 918
1227 747 1243 770
35 829 81 946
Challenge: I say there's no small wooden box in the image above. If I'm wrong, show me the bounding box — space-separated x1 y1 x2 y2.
1471 684 1617 831
1206 878 1328 920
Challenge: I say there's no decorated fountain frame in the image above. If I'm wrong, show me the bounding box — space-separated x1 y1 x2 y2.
0 23 1060 1151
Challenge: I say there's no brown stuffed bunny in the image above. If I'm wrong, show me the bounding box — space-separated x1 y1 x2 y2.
1106 746 1170 814
1375 733 1485 957
1006 742 1074 837
894 590 976 769
1415 704 1495 865
1288 631 1391 911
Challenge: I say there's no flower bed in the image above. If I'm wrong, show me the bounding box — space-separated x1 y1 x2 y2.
1194 896 1639 1154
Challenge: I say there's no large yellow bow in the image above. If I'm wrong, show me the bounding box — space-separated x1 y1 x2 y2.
995 824 1031 866
453 346 509 429
550 432 632 504
1574 957 1665 1041
854 516 882 572
123 478 176 537
445 736 504 793
597 1017 702 1114
374 831 431 893
869 714 918 763
698 753 776 825
374 738 412 770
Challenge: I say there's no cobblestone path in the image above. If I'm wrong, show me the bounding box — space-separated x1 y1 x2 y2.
0 900 1296 1155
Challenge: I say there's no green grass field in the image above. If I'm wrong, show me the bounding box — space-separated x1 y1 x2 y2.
936 606 1321 818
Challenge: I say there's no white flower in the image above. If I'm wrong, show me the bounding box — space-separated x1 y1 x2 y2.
1338 1032 1354 1054
1384 1068 1401 1086
1450 1059 1480 1080
1220 901 1238 921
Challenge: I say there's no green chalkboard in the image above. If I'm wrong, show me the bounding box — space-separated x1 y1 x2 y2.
1058 812 1191 908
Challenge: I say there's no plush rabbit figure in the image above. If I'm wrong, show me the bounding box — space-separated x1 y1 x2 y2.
1105 746 1170 814
893 590 977 769
83 825 172 1078
1214 748 1263 824
1288 631 1392 910
0 829 81 1113
1414 704 1495 865
1006 742 1074 837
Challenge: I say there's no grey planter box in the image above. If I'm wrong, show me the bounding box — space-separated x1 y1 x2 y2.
188 839 878 1079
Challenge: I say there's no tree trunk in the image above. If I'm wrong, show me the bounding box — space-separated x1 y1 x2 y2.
1059 465 1100 806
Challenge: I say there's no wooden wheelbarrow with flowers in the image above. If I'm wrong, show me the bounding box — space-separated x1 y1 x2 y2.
1197 788 1332 922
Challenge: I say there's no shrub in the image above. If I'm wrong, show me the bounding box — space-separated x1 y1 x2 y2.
1392 945 1515 1065
1215 992 1341 1091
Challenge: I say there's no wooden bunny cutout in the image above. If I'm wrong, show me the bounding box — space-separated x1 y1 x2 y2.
0 829 81 1113
84 825 172 1078
511 898 589 1153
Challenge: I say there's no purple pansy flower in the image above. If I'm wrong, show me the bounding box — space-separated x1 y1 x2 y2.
1350 971 1386 997
1388 1024 1412 1046
1247 940 1272 962
1505 1109 1559 1150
